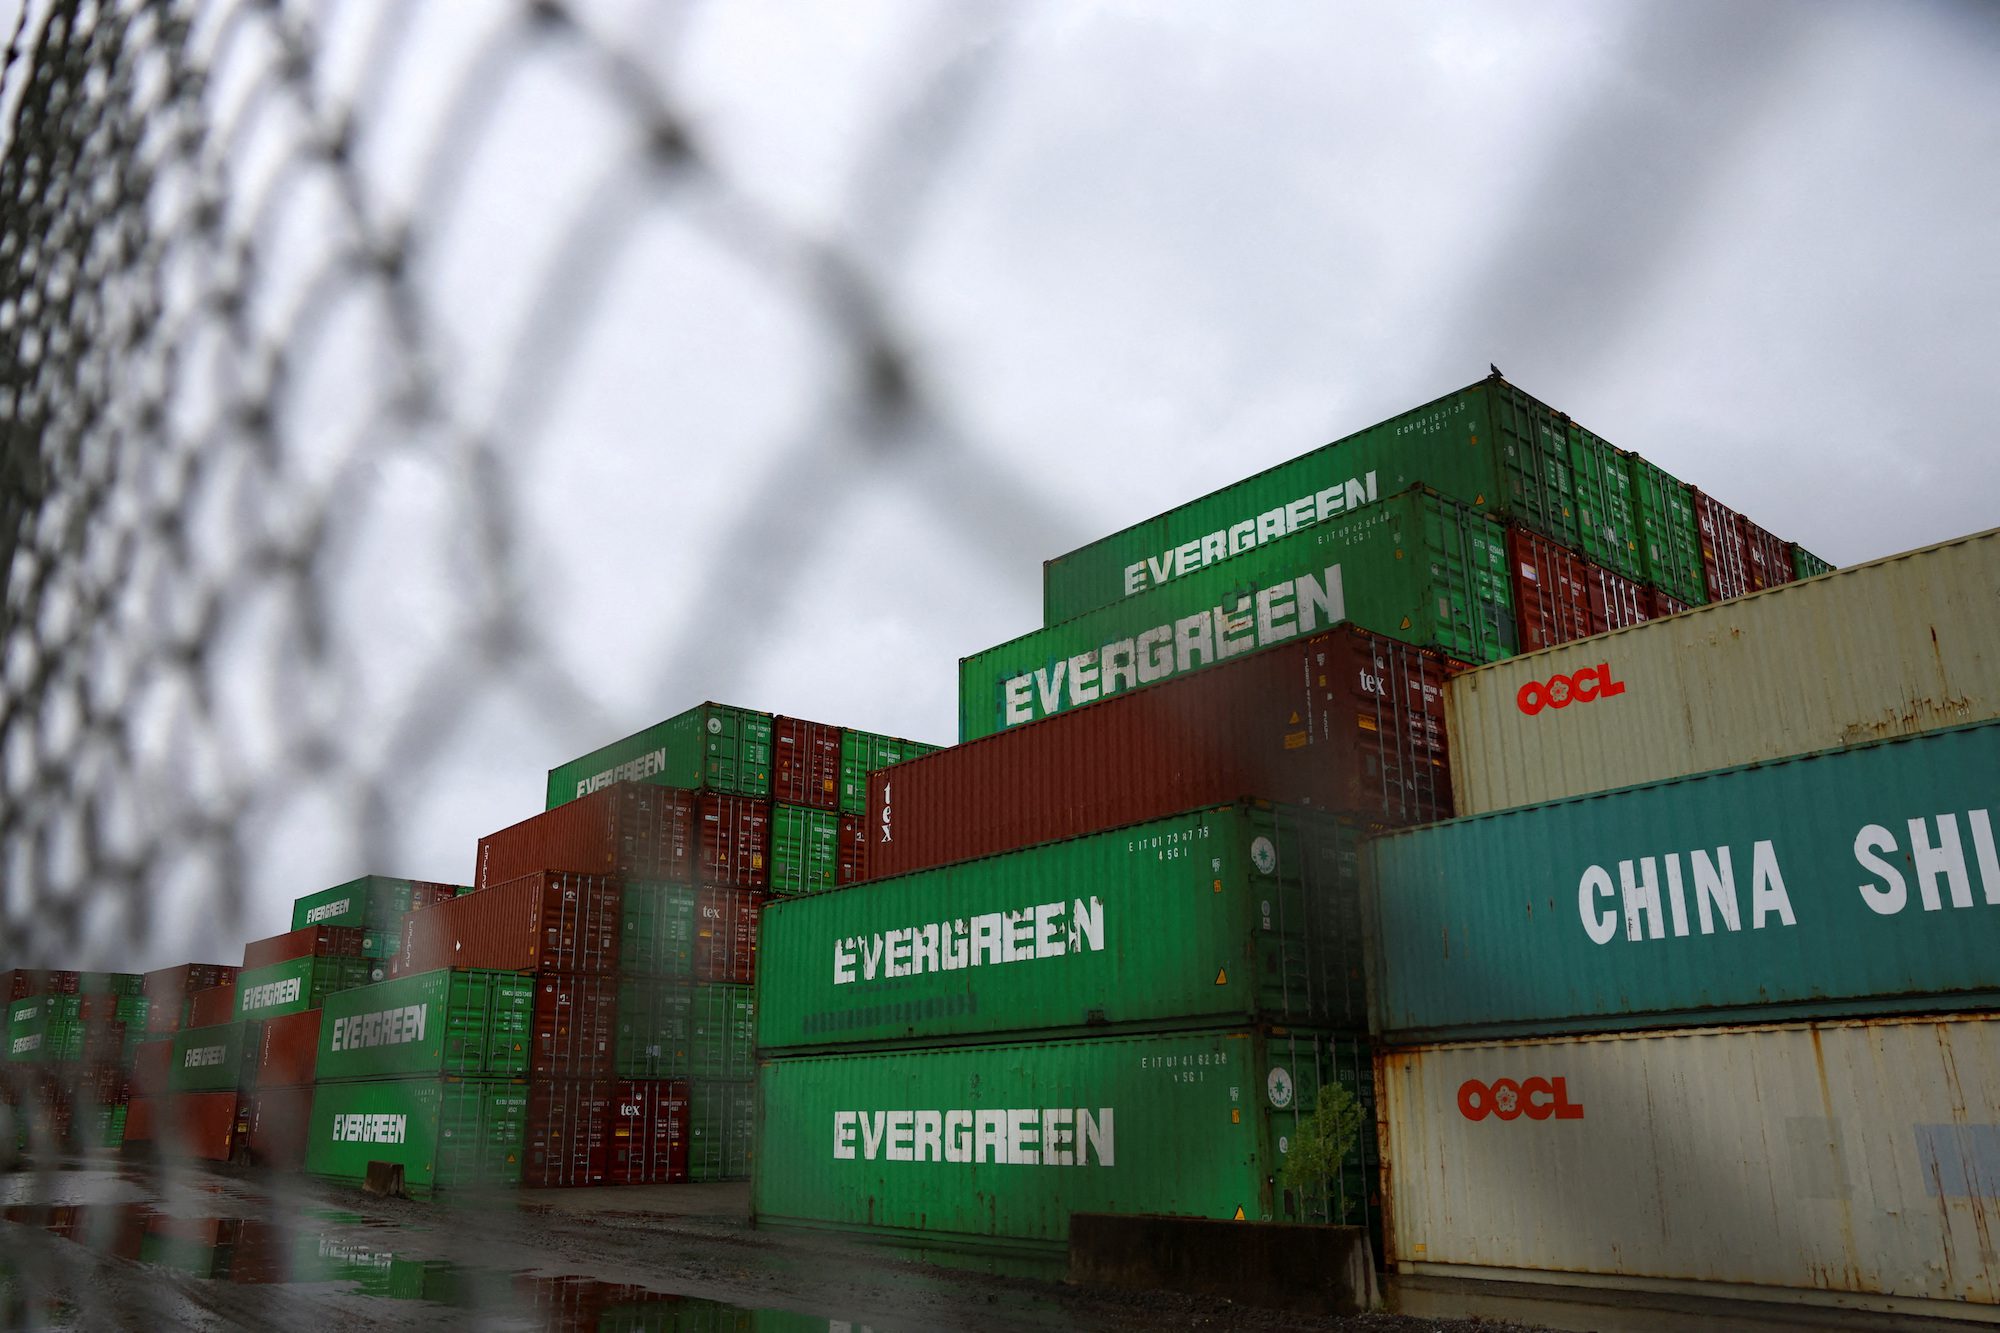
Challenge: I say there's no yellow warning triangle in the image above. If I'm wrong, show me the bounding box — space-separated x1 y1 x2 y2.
1233 1207 1246 1221
1215 967 1228 986
1287 711 1300 724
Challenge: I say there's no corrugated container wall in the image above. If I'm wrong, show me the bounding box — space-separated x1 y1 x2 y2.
1368 721 2000 1043
1444 527 2000 815
1040 375 1612 626
758 803 1366 1052
397 873 622 976
967 486 1510 740
772 717 841 810
877 626 1457 880
475 783 695 889
1376 1014 2000 1319
1623 451 1706 607
755 1028 1375 1249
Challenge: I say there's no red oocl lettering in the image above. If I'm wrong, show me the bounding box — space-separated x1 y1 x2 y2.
1516 664 1625 716
1457 1077 1585 1121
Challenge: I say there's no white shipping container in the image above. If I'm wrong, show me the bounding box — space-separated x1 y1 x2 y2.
1445 527 2000 815
1378 1014 2000 1321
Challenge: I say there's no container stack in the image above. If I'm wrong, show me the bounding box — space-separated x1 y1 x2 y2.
462 702 936 1188
758 370 1844 1257
306 967 535 1196
1364 528 2000 1321
123 963 238 1155
3 971 147 1153
755 801 1383 1254
290 877 464 986
967 373 1829 742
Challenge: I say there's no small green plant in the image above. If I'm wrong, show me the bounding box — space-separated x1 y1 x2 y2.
1280 1082 1364 1193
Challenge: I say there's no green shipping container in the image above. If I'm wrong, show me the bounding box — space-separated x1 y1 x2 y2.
293 875 414 932
769 805 839 896
757 804 1365 1053
1792 545 1836 580
545 702 773 809
318 969 534 1081
1565 424 1643 579
1041 376 1608 625
616 980 754 1080
689 1078 755 1182
169 1022 249 1093
963 487 1512 741
754 1027 1374 1249
77 972 144 996
1624 451 1708 606
839 731 942 815
1367 720 2000 1044
621 881 697 977
235 955 371 1021
6 997 53 1063
305 1077 527 1195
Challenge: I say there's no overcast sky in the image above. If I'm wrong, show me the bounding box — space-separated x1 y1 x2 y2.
6 0 1997 961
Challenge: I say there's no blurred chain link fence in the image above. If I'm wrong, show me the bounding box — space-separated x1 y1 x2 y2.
0 0 1072 1323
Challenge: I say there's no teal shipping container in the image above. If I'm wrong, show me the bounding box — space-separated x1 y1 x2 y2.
1367 720 2000 1043
1040 375 1626 625
545 703 772 809
318 969 534 1081
757 803 1366 1053
755 1027 1374 1250
964 486 1512 741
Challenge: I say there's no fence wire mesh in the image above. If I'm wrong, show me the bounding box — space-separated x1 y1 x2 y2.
0 0 1079 1323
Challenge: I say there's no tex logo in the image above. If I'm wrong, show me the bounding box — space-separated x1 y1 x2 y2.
1458 1077 1584 1121
1516 663 1624 716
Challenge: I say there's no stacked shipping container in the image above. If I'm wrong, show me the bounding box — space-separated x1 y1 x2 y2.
3 973 147 1153
756 802 1382 1251
1365 529 2000 1319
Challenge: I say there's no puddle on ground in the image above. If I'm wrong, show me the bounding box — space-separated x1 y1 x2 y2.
0 1203 877 1331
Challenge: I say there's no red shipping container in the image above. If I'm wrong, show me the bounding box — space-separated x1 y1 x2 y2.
772 716 841 810
161 1090 240 1161
1740 515 1793 593
692 888 761 985
143 964 238 1034
238 1085 313 1171
1692 489 1753 603
523 1078 613 1187
1647 588 1693 619
255 1009 321 1087
409 881 460 910
867 624 1461 880
2 970 80 1000
70 1062 128 1112
1583 560 1651 634
475 783 696 889
532 974 617 1078
697 794 770 890
131 1038 174 1097
397 872 621 977
122 1095 158 1147
242 925 363 970
836 814 867 886
1507 526 1596 653
608 1079 689 1185
187 985 237 1028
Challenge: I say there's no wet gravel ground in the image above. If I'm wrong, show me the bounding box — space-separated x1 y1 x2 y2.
0 1159 1555 1331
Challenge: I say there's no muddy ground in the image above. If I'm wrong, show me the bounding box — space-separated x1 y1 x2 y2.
0 1158 1551 1331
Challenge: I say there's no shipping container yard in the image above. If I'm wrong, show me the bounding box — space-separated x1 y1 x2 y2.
7 371 1997 1329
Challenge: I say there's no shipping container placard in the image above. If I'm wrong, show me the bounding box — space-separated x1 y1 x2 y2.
962 488 1512 742
1368 721 2000 1041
